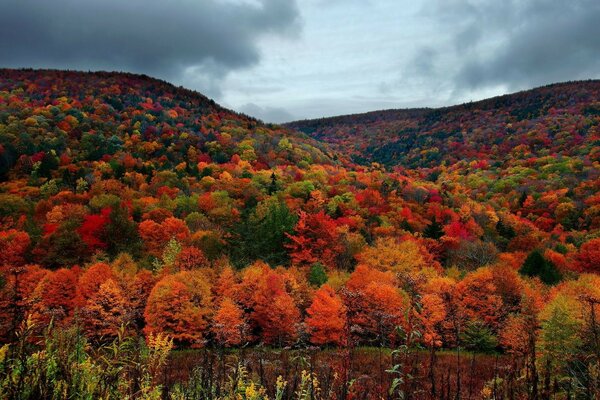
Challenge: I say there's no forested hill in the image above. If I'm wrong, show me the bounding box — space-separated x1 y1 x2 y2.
0 68 335 182
0 69 599 358
286 80 600 169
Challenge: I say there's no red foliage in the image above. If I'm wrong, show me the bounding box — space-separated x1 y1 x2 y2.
0 230 30 266
77 208 111 250
306 284 347 346
286 211 343 269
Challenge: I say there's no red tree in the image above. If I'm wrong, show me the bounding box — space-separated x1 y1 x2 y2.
305 284 347 346
286 211 342 269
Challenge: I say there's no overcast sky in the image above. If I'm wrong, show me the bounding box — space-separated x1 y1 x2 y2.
1 0 599 122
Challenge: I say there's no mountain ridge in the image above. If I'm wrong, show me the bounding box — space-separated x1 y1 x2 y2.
285 79 600 169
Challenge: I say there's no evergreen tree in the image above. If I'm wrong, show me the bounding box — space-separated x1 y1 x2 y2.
308 263 328 287
519 249 561 285
230 201 297 268
102 204 142 259
268 171 278 195
460 320 498 353
423 216 444 239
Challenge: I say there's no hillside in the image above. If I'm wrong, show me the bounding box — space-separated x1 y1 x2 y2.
287 81 600 168
0 69 599 384
0 68 334 183
288 81 600 234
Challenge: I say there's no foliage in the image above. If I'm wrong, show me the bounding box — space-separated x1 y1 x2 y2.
519 249 562 285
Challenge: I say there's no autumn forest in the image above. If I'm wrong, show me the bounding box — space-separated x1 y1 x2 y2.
0 69 599 399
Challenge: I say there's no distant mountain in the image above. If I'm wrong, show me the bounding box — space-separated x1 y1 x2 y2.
287 81 600 169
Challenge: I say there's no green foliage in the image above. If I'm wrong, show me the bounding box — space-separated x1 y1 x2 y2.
460 320 498 353
308 263 328 287
423 216 444 239
0 317 172 400
80 132 123 161
42 220 88 268
230 200 297 268
102 205 142 259
519 249 562 285
153 238 182 272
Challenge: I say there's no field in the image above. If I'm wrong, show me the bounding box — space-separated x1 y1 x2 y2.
163 348 512 400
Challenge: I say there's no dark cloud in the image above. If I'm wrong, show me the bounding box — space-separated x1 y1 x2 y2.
421 0 600 92
0 0 300 97
239 102 295 123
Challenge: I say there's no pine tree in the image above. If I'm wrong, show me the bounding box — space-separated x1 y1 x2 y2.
423 216 444 239
268 171 278 195
519 249 561 285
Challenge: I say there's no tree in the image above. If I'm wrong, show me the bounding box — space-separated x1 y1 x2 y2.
251 270 300 346
499 313 529 355
258 290 300 346
447 240 498 271
356 237 439 287
82 279 129 341
455 268 503 331
424 216 444 239
268 171 278 195
78 262 115 301
77 209 110 252
211 297 247 347
305 284 347 346
460 320 497 353
418 293 447 347
360 282 407 346
144 270 212 347
139 217 190 257
519 249 561 285
213 266 238 300
343 265 407 345
308 263 328 287
34 268 79 325
286 211 342 269
576 238 600 273
538 294 583 383
230 200 297 267
102 204 141 258
175 246 209 271
0 230 30 266
125 269 156 331
41 220 89 268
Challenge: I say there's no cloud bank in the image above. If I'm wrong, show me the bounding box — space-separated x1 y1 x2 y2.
0 0 300 97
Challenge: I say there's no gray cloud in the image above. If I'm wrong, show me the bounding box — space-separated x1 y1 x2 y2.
419 0 600 93
0 0 300 98
239 102 295 123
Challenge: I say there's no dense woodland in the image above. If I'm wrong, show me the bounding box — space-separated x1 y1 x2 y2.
0 69 599 399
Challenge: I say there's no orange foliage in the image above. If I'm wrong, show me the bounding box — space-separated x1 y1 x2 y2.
78 262 115 300
82 279 128 340
0 230 30 266
139 217 190 257
144 270 212 346
211 297 247 347
306 284 347 346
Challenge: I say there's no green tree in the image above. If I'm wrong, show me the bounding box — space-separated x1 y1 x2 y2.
230 200 297 267
519 249 561 285
102 205 142 259
308 263 328 287
423 216 444 239
460 320 498 353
